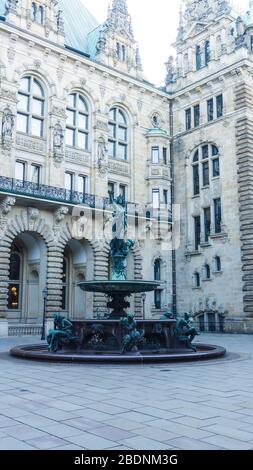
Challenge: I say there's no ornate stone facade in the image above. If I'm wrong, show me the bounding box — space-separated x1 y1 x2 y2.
0 0 171 335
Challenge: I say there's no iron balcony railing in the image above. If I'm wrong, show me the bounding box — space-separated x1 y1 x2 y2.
0 175 172 222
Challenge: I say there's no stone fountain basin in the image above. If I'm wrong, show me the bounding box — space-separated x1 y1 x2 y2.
78 280 161 295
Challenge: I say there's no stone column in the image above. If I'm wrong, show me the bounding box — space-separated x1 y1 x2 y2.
46 244 64 333
0 240 10 336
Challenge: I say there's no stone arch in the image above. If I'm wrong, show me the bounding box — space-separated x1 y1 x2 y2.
63 85 96 114
14 65 56 97
0 211 54 321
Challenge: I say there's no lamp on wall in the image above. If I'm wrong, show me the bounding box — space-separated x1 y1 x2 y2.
41 288 48 341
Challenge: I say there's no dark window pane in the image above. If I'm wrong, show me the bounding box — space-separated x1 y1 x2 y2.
193 150 199 162
154 259 161 281
205 40 211 65
194 216 201 250
203 161 209 186
196 45 201 70
17 113 28 134
207 98 214 122
194 104 200 127
163 148 168 164
204 207 211 242
216 94 223 118
108 140 116 158
213 158 220 177
202 145 209 159
214 198 221 233
185 108 191 130
9 254 21 281
118 143 127 160
193 165 199 195
212 145 219 156
154 290 162 309
216 256 221 271
205 264 211 279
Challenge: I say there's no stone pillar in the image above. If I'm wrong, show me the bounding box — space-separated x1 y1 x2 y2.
0 240 11 336
46 244 64 318
93 242 109 317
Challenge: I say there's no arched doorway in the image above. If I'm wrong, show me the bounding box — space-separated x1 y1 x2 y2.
7 232 47 325
61 239 93 320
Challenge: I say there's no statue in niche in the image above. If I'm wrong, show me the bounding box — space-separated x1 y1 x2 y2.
97 139 108 175
2 109 14 146
53 123 64 149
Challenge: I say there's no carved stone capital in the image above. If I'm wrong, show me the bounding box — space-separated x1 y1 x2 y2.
0 197 16 217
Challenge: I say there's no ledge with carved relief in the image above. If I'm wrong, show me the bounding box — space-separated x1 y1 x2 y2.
16 133 46 155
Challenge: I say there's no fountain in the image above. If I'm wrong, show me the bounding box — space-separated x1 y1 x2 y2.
10 193 226 363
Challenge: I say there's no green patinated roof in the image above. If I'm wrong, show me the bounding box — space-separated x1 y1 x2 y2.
0 0 99 58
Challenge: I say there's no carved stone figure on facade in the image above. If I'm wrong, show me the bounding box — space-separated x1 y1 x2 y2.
47 314 77 353
2 109 14 148
0 196 16 217
53 123 64 163
165 56 175 85
5 0 18 13
97 138 108 175
54 206 69 224
56 9 65 34
120 312 144 354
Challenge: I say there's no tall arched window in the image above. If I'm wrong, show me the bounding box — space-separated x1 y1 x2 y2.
17 76 45 137
192 144 220 195
66 93 89 150
108 107 128 160
8 244 22 310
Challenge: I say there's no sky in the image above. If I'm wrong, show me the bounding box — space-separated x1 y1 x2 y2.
81 0 250 86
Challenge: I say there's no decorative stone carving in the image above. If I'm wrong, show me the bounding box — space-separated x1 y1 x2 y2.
16 134 46 154
0 88 16 103
165 56 175 85
65 148 90 165
97 138 108 176
0 197 16 217
54 206 69 224
56 9 65 34
1 109 14 150
53 123 64 163
96 120 109 132
5 0 18 13
108 160 129 176
151 112 162 128
28 207 40 223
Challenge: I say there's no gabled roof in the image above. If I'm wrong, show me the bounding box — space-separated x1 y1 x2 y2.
0 0 99 57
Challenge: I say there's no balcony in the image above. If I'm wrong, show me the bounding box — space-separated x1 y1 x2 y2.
0 175 105 210
0 175 172 224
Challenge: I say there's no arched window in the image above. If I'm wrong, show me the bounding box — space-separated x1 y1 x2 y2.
66 93 89 150
215 256 221 272
38 6 44 25
205 264 211 279
108 107 128 160
17 76 45 137
154 259 161 281
31 2 36 21
192 144 220 195
205 40 211 65
8 244 22 310
194 272 200 288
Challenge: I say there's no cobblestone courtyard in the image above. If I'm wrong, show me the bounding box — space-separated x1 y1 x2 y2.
0 334 253 450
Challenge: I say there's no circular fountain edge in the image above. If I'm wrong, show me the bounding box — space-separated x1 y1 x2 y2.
10 343 226 364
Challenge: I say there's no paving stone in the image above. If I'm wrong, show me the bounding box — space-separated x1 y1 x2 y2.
0 437 37 450
26 436 70 450
67 433 116 450
89 425 136 441
120 436 171 450
166 437 224 450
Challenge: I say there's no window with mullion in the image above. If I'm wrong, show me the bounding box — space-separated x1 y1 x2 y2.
17 76 44 138
108 107 128 160
66 93 89 150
